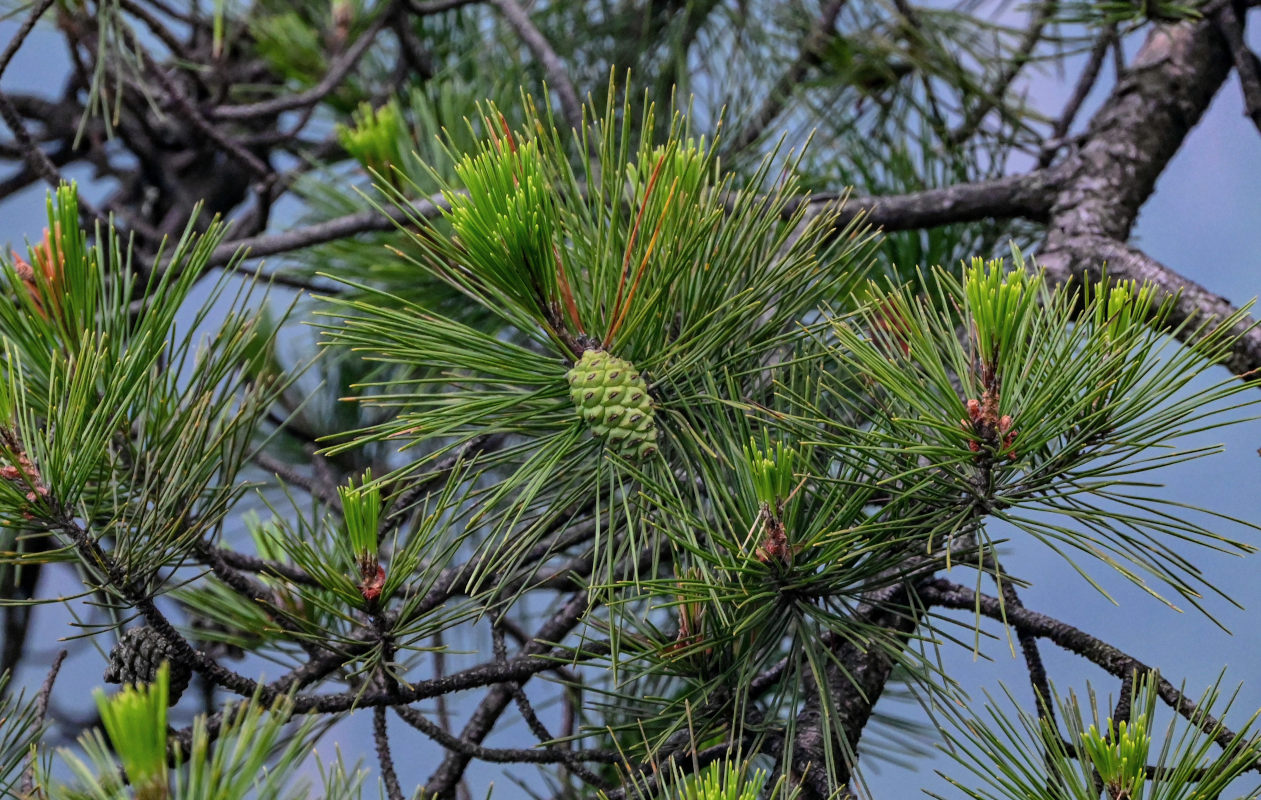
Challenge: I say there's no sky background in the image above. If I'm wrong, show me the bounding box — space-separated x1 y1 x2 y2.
0 7 1259 799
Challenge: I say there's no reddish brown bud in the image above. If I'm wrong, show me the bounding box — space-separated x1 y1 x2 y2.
359 564 386 603
754 515 792 565
966 398 982 421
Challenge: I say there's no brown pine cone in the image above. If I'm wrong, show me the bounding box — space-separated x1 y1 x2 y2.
103 626 192 705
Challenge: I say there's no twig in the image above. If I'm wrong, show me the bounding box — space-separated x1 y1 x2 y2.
0 146 78 202
392 13 435 80
307 636 611 713
949 0 1056 145
208 196 449 267
488 0 584 133
374 706 406 800
724 0 848 153
210 3 396 121
169 550 610 747
118 24 272 179
253 450 341 507
393 703 621 765
424 592 592 796
497 617 582 684
192 541 329 658
116 0 202 80
491 621 576 761
997 574 1056 725
1111 33 1126 77
0 89 105 221
211 546 323 588
1112 666 1136 725
889 0 951 135
1039 26 1114 167
429 630 472 800
0 0 55 83
20 649 67 796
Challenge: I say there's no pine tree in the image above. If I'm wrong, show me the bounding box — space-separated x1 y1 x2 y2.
0 2 1258 800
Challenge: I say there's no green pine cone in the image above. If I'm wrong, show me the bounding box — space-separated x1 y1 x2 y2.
566 349 658 460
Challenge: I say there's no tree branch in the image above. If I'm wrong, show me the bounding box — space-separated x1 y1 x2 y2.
393 703 619 766
802 170 1058 233
209 3 397 121
20 649 66 796
1213 0 1261 134
374 706 406 800
423 592 591 798
921 579 1260 766
209 198 446 267
1039 236 1261 376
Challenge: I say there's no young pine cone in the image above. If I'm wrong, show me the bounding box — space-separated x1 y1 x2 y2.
566 348 659 460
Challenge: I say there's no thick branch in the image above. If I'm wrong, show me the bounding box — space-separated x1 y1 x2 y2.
802 170 1057 233
1214 0 1261 133
1043 20 1233 243
1031 18 1260 377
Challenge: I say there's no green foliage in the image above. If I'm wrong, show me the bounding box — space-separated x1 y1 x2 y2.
1055 0 1203 27
938 671 1261 800
611 757 797 800
0 670 44 796
93 662 170 798
815 250 1259 611
49 682 337 800
1078 710 1150 800
744 435 799 510
318 85 875 589
246 0 381 110
1 10 1257 790
338 100 413 187
0 184 287 591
